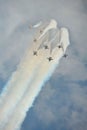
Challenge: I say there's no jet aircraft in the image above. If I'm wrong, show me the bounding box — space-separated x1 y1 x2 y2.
58 45 62 48
44 45 49 49
33 51 37 56
57 44 64 52
63 54 68 58
47 57 53 61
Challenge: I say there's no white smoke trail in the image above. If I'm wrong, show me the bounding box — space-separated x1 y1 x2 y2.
0 20 57 129
33 21 42 28
0 19 69 130
2 28 70 130
38 19 57 40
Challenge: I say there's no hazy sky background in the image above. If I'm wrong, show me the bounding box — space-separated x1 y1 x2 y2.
0 0 87 130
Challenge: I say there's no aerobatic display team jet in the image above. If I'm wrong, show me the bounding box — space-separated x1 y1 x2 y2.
44 45 49 49
63 54 68 58
47 57 53 62
33 51 37 56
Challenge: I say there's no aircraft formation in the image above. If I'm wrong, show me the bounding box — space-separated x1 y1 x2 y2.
30 20 68 62
33 39 68 62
